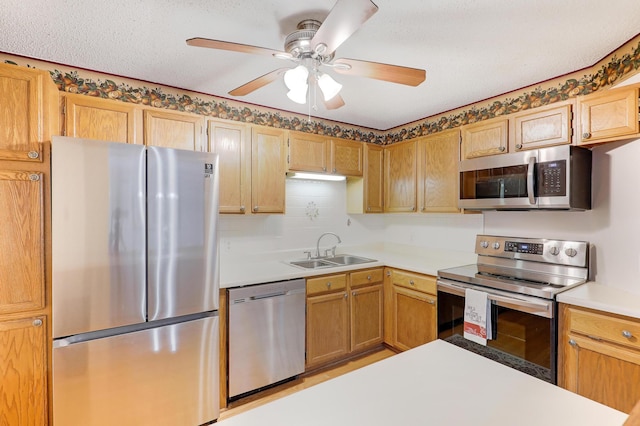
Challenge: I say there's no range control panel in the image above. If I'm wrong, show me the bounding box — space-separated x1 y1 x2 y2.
475 234 588 267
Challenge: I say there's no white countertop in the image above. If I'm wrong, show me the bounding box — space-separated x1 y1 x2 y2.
557 282 640 320
219 244 477 288
217 339 627 426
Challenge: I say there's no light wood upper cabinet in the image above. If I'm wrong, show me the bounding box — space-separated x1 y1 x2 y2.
288 132 328 173
461 116 508 159
0 63 58 162
288 131 363 177
330 138 363 176
63 93 141 144
384 140 417 212
559 304 640 413
0 316 47 425
511 100 574 151
346 143 383 214
208 120 250 214
143 109 204 151
0 170 45 315
577 85 639 144
418 129 460 213
251 126 286 213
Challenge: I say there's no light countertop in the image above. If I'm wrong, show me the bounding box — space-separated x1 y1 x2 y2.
217 339 628 426
557 282 640 320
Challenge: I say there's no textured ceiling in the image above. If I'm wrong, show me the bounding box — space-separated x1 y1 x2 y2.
1 0 640 130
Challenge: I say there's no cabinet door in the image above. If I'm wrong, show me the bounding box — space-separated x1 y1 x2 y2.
0 316 47 425
143 110 204 151
288 132 328 173
384 140 417 212
330 138 363 176
208 120 249 214
251 127 286 213
419 130 460 213
350 283 383 353
512 101 573 151
461 117 508 159
306 291 349 368
0 64 51 162
0 170 45 314
392 285 436 351
561 333 640 413
63 93 140 144
365 144 384 213
578 86 639 144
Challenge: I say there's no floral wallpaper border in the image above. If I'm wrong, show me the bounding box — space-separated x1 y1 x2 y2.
4 36 640 145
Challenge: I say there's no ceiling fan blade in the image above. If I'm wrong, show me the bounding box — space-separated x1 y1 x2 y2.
324 94 345 110
229 68 289 96
332 58 426 87
186 37 291 59
311 0 378 56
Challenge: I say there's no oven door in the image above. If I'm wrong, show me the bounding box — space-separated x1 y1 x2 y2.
437 278 557 383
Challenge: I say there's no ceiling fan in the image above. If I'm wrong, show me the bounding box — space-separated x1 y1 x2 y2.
186 0 426 110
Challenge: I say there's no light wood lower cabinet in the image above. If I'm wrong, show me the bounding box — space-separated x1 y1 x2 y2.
384 268 437 351
0 315 47 425
559 304 640 413
306 268 384 369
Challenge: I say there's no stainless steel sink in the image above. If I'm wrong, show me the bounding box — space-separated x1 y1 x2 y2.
289 254 376 269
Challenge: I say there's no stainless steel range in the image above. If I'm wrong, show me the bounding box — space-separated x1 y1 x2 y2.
437 234 589 383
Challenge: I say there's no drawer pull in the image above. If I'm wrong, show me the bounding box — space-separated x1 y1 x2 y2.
33 319 43 327
326 282 332 288
367 275 371 280
622 330 633 339
28 151 40 159
409 280 415 286
568 339 577 347
427 299 435 305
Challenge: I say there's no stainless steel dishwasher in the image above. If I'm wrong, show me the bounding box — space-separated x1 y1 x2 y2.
228 278 306 398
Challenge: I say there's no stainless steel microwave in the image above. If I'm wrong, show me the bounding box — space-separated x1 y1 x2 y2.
458 145 592 210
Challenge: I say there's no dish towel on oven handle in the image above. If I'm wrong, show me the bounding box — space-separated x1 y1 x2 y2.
463 288 493 345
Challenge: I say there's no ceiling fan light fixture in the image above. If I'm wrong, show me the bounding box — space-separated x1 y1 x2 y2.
287 86 308 104
284 65 309 91
317 73 342 101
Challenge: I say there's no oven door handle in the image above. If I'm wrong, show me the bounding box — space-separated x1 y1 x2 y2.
437 278 553 318
527 155 537 205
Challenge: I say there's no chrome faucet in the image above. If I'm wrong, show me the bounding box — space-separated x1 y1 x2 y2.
316 232 342 258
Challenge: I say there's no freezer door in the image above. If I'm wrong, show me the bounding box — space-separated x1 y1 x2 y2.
53 314 219 426
52 137 146 338
147 147 219 320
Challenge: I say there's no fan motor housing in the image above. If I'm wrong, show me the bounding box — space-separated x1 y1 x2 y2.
284 19 333 62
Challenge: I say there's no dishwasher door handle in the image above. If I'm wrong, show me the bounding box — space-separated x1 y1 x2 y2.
249 291 287 301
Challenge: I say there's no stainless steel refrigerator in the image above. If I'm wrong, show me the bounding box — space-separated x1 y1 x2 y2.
51 136 220 425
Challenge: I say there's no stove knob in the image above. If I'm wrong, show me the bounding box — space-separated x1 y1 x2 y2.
480 241 489 249
549 246 560 256
492 242 500 250
565 248 578 257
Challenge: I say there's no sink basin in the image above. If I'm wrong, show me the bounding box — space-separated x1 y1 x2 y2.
324 255 376 266
289 254 376 269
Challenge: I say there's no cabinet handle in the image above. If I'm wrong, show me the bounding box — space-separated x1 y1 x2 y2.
332 168 336 173
352 291 356 296
33 319 42 327
28 151 40 159
253 206 258 212
386 271 391 277
239 205 245 212
29 174 40 182
409 280 415 286
367 275 371 280
582 132 591 139
326 282 332 288
367 206 371 211
515 143 523 149
344 293 348 299
568 339 577 346
322 167 327 172
427 299 435 305
622 330 633 339
499 146 506 152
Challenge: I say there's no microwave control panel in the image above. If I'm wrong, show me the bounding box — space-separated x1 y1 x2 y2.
537 160 566 197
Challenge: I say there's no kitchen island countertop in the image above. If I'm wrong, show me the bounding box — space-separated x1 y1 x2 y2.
217 339 627 426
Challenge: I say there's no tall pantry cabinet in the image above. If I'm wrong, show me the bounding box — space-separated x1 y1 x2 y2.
0 62 58 425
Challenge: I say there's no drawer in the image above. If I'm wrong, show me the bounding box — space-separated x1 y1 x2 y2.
391 270 436 295
569 306 640 351
350 268 384 288
307 273 347 296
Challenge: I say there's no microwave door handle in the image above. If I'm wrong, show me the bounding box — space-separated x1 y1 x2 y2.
527 156 536 205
